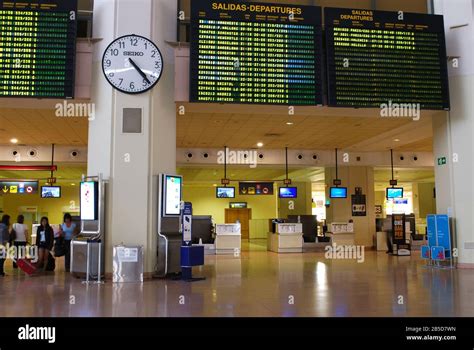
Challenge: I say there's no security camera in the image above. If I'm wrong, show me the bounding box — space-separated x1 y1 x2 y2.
70 150 79 158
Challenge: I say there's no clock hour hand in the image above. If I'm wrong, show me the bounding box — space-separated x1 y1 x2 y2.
128 58 151 85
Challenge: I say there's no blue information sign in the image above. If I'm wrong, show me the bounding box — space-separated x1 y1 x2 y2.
426 214 437 247
436 215 451 258
431 246 446 261
421 246 430 260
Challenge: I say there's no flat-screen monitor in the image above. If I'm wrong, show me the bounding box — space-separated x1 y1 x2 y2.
330 187 347 199
80 181 99 221
279 187 297 199
216 187 235 198
41 186 61 198
386 187 404 199
163 175 182 217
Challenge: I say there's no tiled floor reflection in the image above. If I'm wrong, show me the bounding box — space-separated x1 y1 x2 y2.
0 250 472 317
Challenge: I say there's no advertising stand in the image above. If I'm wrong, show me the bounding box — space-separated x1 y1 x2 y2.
392 214 411 256
422 214 454 269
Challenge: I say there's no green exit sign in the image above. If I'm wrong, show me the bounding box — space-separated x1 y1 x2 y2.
438 157 447 166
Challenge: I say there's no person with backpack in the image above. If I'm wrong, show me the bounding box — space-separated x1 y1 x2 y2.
35 217 54 272
12 215 29 269
0 214 11 277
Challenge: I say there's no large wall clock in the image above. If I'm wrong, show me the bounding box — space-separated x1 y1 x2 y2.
102 34 163 94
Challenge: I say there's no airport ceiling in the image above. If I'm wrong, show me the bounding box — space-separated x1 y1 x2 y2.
0 104 439 151
177 106 439 152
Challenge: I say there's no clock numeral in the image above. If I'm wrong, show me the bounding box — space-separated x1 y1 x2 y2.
119 78 123 86
109 73 114 77
144 43 148 50
155 61 160 69
105 59 111 68
130 82 135 90
151 50 157 58
110 48 119 56
130 38 138 46
119 41 125 49
143 78 148 86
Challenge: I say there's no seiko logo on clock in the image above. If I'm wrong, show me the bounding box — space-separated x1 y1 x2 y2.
123 51 144 56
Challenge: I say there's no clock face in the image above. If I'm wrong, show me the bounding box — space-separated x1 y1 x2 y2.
102 34 163 94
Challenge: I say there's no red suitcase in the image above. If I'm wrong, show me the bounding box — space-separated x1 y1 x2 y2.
17 258 37 275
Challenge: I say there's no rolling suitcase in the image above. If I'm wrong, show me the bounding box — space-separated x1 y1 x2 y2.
17 258 37 275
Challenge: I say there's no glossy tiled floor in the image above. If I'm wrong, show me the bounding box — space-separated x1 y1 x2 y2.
0 242 472 317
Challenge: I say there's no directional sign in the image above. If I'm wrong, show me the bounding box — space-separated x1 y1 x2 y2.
0 181 38 194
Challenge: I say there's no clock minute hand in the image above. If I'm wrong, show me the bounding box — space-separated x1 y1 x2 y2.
128 58 151 84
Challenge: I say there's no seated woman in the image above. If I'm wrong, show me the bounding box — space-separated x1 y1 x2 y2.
35 217 54 272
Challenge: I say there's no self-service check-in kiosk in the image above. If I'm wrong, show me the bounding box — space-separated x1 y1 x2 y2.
155 174 183 277
71 174 105 283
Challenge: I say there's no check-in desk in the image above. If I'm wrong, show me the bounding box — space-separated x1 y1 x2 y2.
327 222 355 246
215 224 241 255
267 223 303 253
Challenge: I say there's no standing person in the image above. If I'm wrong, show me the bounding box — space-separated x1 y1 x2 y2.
0 215 11 277
57 213 78 272
12 215 29 269
35 217 54 272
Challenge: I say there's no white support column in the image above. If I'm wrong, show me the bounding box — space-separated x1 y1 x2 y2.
89 0 177 274
432 0 474 267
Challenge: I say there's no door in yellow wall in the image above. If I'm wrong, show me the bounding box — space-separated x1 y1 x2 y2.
225 208 252 240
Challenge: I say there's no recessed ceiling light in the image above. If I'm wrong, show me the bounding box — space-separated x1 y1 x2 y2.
286 122 294 125
10 138 18 144
213 184 217 187
257 142 264 148
394 139 400 142
71 183 76 186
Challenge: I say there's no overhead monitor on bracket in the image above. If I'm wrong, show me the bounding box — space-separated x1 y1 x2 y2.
216 187 235 198
386 187 404 199
279 187 298 199
80 181 99 221
162 175 183 217
330 187 347 199
41 186 61 199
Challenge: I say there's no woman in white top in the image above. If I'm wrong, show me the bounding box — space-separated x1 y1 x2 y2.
12 215 28 269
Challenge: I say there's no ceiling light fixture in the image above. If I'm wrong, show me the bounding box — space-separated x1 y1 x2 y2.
257 142 264 148
286 122 294 125
10 138 18 144
394 139 400 142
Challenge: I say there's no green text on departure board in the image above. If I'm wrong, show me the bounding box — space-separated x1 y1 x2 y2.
190 1 322 105
0 0 77 98
325 8 450 110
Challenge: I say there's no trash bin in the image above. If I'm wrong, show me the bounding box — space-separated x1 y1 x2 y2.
113 245 144 283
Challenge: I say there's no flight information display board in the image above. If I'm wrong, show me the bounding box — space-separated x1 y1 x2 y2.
325 8 450 110
0 0 77 98
190 1 322 105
